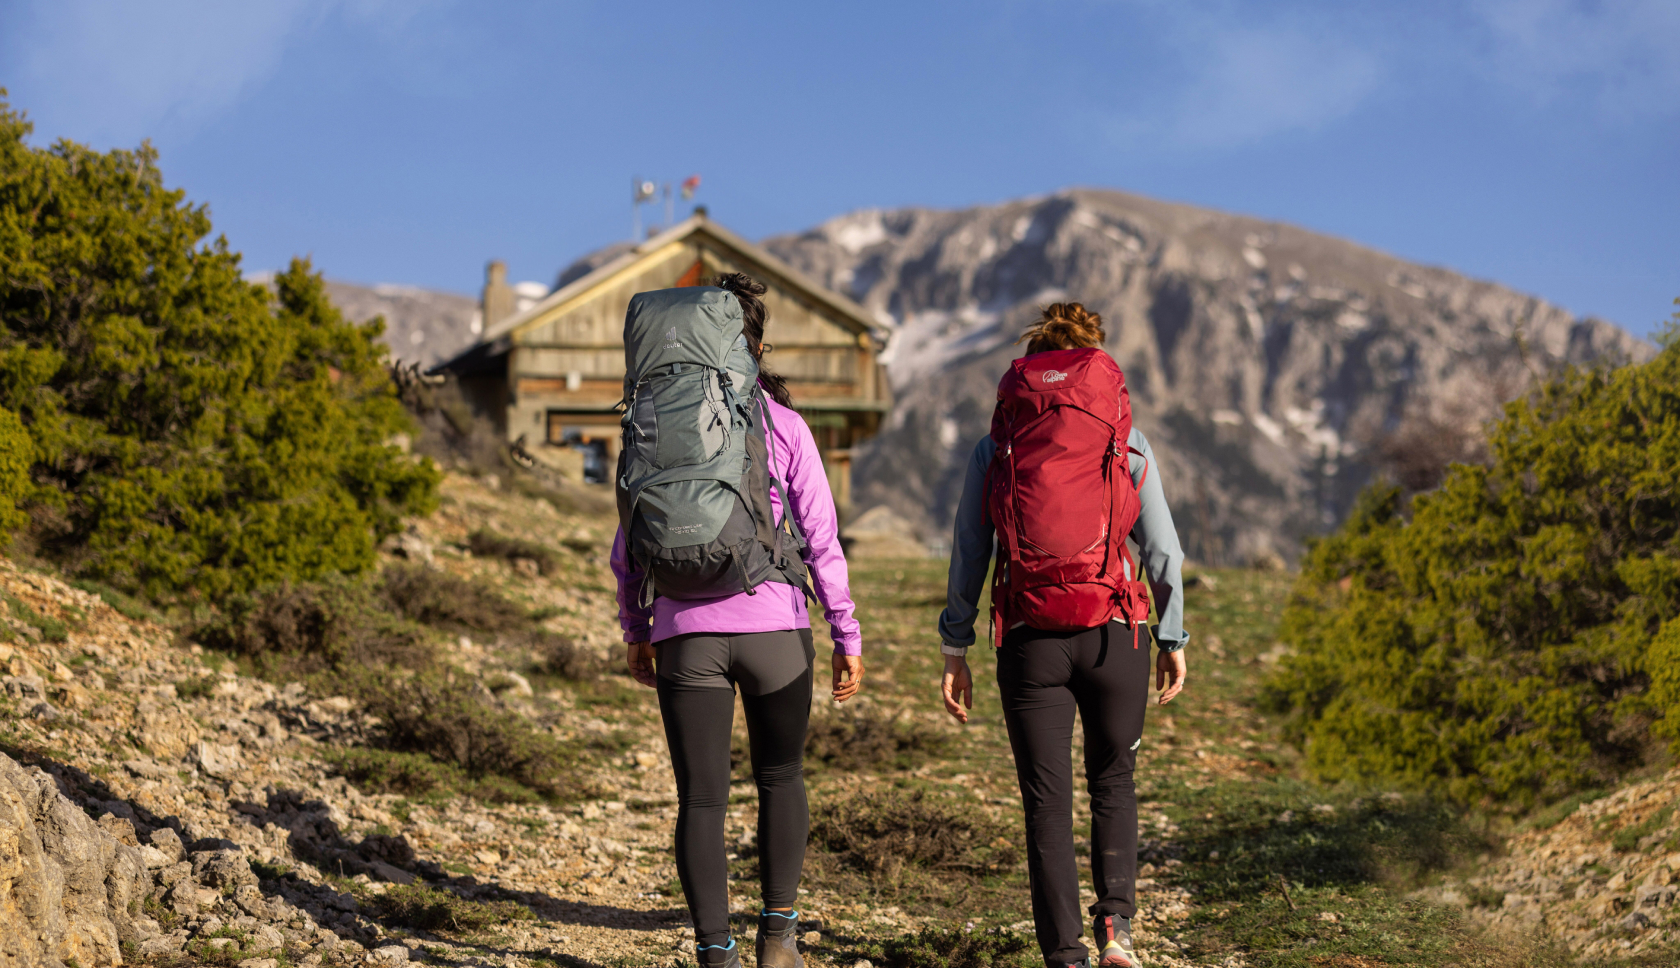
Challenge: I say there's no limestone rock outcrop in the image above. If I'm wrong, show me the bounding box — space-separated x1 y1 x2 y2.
0 752 149 968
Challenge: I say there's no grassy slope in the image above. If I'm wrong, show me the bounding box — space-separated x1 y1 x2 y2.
813 560 1608 967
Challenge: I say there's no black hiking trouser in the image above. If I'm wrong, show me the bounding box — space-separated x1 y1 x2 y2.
997 623 1153 967
656 629 815 949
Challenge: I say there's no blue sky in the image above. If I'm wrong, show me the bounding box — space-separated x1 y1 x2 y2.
3 0 1677 336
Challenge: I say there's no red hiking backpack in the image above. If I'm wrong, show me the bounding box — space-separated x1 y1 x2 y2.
984 347 1151 647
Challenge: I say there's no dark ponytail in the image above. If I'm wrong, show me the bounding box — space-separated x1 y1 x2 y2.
715 272 793 408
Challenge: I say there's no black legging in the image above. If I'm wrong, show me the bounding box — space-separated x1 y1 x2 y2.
656 629 815 949
997 623 1153 967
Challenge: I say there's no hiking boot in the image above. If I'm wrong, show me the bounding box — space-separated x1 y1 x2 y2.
696 938 741 968
1093 914 1138 967
756 909 803 968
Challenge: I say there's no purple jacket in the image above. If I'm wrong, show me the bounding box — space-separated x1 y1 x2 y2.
611 395 862 656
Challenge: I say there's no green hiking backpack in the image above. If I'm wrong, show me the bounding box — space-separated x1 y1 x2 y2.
615 286 809 605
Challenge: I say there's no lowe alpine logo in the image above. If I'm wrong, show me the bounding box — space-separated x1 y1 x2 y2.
1041 369 1069 384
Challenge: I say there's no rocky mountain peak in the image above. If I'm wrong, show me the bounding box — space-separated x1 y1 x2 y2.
766 188 1650 564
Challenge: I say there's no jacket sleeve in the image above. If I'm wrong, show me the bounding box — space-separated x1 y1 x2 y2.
1127 428 1189 652
781 413 863 656
937 437 997 656
610 528 653 644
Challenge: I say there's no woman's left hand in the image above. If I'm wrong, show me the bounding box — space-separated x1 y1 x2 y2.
1156 648 1187 705
832 653 864 703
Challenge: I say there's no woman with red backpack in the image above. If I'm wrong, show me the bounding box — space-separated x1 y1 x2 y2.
938 303 1188 968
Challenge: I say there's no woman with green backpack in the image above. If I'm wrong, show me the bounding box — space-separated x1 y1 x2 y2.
938 303 1189 968
612 273 863 968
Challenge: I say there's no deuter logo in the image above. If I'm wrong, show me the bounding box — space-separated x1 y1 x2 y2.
663 327 681 349
1041 369 1068 384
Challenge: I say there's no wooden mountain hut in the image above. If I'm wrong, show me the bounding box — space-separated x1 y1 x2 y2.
434 213 890 517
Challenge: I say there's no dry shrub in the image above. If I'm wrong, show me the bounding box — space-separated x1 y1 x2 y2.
380 565 593 679
199 569 596 804
195 577 432 677
378 564 529 634
468 528 559 576
350 669 595 802
382 564 592 679
322 747 469 799
1369 411 1488 493
805 705 952 772
527 629 591 680
810 788 1018 885
508 474 615 517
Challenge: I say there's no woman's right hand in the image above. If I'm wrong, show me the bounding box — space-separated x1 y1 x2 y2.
941 655 973 724
626 641 657 688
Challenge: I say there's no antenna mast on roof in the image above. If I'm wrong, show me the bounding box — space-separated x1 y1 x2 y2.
632 177 656 240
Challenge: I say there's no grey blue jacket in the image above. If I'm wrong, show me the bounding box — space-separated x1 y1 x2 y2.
938 427 1189 655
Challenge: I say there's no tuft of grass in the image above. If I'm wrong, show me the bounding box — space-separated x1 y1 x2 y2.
67 579 159 622
368 882 535 933
4 594 69 642
1464 884 1506 909
1521 787 1609 832
142 894 180 933
175 675 216 700
1610 804 1674 853
805 705 952 772
323 747 468 800
849 925 1035 968
809 787 1018 885
182 927 286 967
469 528 559 576
248 858 292 882
338 749 538 805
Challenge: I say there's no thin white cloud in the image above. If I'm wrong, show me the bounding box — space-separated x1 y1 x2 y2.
2 0 443 146
1087 3 1388 150
1167 23 1383 148
1472 0 1680 114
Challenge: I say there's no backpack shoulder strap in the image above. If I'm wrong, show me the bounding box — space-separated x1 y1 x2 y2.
757 397 814 596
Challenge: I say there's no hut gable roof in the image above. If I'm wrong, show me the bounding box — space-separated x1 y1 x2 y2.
477 215 881 347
